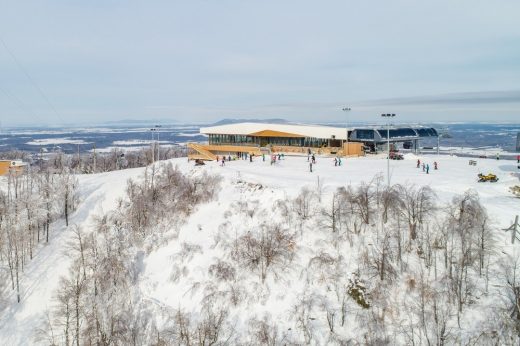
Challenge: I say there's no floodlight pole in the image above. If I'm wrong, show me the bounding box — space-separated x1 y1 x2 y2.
342 107 351 158
155 125 162 161
93 143 96 173
381 113 396 186
150 128 156 163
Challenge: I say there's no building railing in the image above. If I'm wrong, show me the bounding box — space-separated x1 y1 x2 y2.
271 145 364 157
208 141 260 147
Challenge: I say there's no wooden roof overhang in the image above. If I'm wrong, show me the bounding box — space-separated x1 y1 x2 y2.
248 130 305 138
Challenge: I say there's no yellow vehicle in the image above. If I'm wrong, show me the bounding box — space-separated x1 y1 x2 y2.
477 173 498 183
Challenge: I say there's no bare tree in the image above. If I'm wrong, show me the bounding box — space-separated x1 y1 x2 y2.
395 184 436 242
232 223 296 283
293 187 318 222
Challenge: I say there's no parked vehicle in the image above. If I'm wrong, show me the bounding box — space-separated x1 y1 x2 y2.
477 173 498 182
389 152 404 160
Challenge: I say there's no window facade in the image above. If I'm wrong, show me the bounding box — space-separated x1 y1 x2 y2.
377 128 417 139
416 128 438 137
208 134 329 147
354 129 375 140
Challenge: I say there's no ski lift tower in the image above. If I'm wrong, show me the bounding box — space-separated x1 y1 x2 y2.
155 125 162 161
381 113 396 186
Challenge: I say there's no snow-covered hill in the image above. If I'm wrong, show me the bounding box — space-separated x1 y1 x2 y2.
0 167 147 345
1 153 519 344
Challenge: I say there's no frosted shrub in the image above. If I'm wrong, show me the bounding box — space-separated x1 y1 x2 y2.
208 259 236 282
231 223 296 283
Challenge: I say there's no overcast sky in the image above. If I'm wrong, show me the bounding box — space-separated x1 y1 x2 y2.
1 1 519 126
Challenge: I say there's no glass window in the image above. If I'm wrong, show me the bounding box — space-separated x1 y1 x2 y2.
377 128 417 139
355 129 375 139
416 128 438 137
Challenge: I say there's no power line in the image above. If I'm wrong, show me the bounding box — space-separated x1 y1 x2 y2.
0 35 65 124
0 85 46 124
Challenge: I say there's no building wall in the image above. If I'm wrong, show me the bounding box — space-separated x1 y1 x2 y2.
343 142 364 156
270 142 364 157
0 161 9 175
0 161 25 176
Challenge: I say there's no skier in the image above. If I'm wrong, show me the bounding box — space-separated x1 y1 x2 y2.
309 162 313 172
262 154 265 162
312 154 316 164
334 157 338 166
417 159 420 168
426 164 430 174
221 157 225 166
228 155 231 162
496 153 500 160
338 157 342 166
250 154 253 162
422 163 425 172
434 161 438 170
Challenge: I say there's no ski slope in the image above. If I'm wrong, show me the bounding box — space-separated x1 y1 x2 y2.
0 153 519 344
0 167 146 345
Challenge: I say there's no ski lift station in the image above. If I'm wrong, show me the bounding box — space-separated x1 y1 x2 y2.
188 122 438 161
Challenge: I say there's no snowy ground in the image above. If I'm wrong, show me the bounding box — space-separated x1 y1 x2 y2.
0 167 146 345
25 138 92 146
1 153 519 344
112 139 171 145
437 146 520 157
144 153 520 343
184 153 519 227
88 143 182 153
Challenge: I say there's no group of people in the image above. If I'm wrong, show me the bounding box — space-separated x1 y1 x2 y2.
216 153 443 176
416 159 438 174
216 152 287 167
307 152 317 172
270 153 285 165
216 155 232 166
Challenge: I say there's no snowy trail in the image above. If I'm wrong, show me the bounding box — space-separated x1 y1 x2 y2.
0 167 145 345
